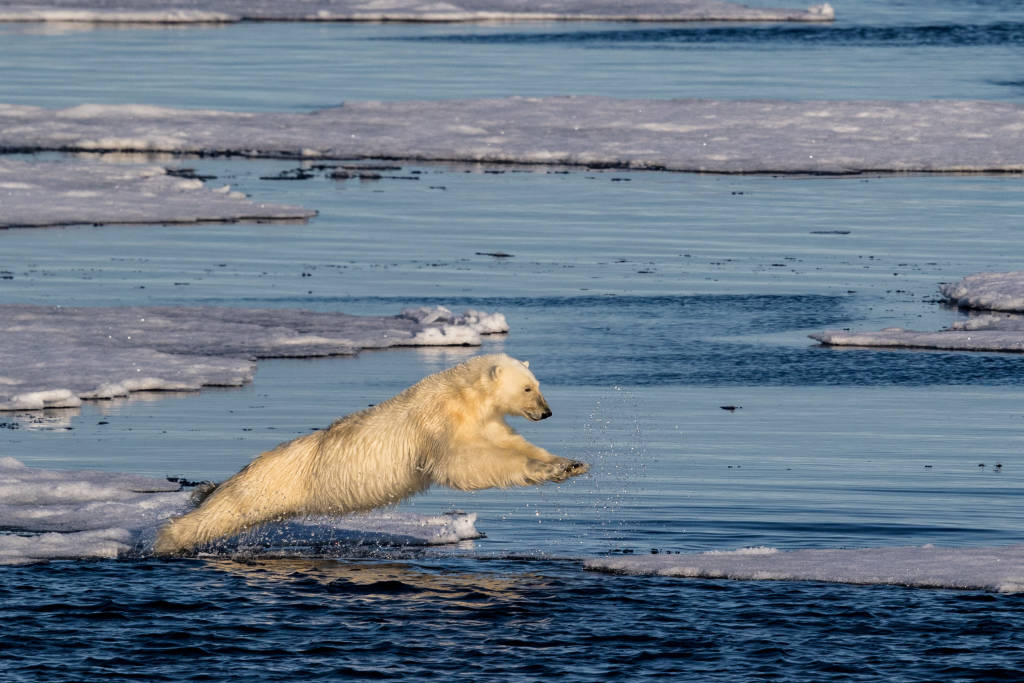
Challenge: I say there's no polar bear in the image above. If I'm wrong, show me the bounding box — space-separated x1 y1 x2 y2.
154 354 587 554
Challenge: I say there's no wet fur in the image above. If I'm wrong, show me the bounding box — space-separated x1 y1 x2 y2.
154 354 587 554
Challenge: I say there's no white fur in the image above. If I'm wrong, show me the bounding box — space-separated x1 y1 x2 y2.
154 354 586 554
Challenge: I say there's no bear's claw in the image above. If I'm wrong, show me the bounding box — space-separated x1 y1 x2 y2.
551 458 589 482
528 457 588 483
565 460 589 476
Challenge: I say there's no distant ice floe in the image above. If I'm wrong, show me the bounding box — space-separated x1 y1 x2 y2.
0 457 481 564
586 545 1024 593
2 97 1022 174
0 0 835 23
0 158 315 228
811 272 1024 352
0 304 508 410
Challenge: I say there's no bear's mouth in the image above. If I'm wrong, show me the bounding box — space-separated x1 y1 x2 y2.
525 408 553 421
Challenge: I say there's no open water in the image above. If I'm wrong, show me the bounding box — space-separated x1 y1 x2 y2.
2 1 1024 680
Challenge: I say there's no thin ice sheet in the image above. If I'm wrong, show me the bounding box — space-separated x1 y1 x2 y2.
0 157 315 227
2 98 1022 174
812 272 1024 352
586 545 1024 593
0 457 482 564
0 0 835 23
0 304 508 410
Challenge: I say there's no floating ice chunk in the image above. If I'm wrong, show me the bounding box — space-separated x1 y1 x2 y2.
3 97 1020 174
0 158 315 228
458 309 510 335
810 324 1024 353
400 306 509 344
0 1 835 24
585 544 1024 593
0 456 180 505
3 389 82 410
0 456 187 563
940 271 1024 313
0 304 508 410
0 8 234 22
811 272 1024 352
0 529 137 564
409 326 481 346
0 458 481 563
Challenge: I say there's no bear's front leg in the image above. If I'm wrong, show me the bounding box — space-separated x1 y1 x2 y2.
433 437 589 490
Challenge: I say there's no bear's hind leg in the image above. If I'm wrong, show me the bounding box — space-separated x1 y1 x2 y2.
153 476 293 555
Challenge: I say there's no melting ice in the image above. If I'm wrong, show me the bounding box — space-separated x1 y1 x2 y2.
0 457 481 564
812 272 1024 352
0 304 508 410
0 0 835 23
2 98 1021 174
5 455 1021 593
0 158 315 227
586 545 1024 594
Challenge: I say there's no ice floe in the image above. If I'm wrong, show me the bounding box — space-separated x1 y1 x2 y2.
811 272 1024 352
585 544 1024 593
939 271 1024 313
2 97 1022 174
0 157 315 228
0 457 481 564
0 304 509 410
0 0 834 23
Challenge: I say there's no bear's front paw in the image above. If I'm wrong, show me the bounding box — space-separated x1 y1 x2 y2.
531 457 589 483
563 460 589 479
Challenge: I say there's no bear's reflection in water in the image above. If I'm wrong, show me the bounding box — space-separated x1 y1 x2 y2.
199 555 543 607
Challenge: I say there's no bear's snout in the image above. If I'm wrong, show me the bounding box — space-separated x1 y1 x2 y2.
527 396 552 421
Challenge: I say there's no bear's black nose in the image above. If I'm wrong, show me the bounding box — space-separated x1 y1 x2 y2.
539 407 552 420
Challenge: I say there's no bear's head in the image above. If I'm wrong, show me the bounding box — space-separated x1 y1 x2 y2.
487 356 552 421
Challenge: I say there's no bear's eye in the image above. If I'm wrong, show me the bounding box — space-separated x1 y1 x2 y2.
524 386 532 392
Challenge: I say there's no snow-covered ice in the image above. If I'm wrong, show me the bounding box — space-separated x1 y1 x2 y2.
0 456 482 564
0 304 509 410
0 157 315 227
811 272 1024 352
0 0 835 23
2 98 1022 174
940 271 1024 313
586 545 1024 593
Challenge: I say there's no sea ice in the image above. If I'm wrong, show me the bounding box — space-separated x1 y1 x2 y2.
0 0 835 23
0 157 315 228
0 457 482 564
939 271 1024 313
2 98 1022 174
0 304 509 410
811 272 1024 352
585 544 1024 593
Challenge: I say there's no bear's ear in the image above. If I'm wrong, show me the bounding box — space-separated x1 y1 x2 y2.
489 364 503 381
522 360 530 368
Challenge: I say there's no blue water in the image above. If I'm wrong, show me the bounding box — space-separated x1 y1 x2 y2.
2 4 1024 107
3 1 1024 680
